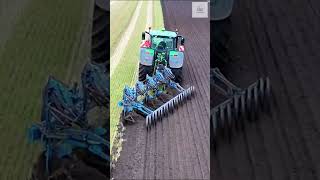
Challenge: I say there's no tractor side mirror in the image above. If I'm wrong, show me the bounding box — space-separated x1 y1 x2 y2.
181 38 185 45
142 32 145 40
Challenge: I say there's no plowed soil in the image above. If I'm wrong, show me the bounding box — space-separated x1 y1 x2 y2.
112 1 210 179
211 0 320 179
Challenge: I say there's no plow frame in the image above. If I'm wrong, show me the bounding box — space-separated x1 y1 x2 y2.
119 66 195 128
28 62 110 174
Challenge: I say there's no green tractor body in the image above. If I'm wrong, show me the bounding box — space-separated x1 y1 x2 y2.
139 28 185 83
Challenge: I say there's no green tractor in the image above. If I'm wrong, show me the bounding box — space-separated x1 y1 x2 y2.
139 28 185 83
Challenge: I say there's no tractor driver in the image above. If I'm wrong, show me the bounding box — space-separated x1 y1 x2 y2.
152 37 174 52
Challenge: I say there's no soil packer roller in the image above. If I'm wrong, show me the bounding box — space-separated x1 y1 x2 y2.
211 1 271 148
119 28 195 128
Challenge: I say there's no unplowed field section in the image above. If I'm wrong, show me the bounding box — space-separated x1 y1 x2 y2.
112 1 210 179
212 0 320 179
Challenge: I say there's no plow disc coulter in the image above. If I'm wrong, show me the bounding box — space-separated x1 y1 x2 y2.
211 68 271 147
28 62 109 175
119 65 194 129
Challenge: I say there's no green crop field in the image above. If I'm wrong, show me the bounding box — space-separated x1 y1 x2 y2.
110 1 138 56
110 0 164 148
0 0 90 179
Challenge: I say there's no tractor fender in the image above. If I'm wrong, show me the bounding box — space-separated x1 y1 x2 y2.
140 48 154 66
211 0 234 21
169 51 184 68
95 0 109 11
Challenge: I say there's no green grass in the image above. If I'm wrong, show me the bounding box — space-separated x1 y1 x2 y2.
110 1 138 56
110 1 147 146
0 0 88 179
110 0 164 147
153 0 164 29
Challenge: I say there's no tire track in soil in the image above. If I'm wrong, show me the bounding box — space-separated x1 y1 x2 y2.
112 1 210 179
212 0 320 179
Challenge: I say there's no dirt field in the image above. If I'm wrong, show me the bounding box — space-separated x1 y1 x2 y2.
112 1 210 179
211 0 320 179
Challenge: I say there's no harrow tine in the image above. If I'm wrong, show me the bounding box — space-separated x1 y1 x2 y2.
253 85 259 119
240 93 246 119
233 95 239 122
227 103 232 134
265 78 271 101
146 116 150 128
259 78 265 103
211 110 217 148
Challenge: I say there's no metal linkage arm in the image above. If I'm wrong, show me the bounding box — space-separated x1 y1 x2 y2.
211 68 243 97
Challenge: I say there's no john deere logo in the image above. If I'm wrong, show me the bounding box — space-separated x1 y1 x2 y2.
192 2 208 18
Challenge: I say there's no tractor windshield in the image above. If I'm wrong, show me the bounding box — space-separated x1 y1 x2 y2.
151 36 175 51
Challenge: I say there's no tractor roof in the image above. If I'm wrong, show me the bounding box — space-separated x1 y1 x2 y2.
150 30 177 38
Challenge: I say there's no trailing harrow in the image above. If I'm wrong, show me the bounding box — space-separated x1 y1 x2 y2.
28 62 109 174
119 65 194 128
211 68 271 147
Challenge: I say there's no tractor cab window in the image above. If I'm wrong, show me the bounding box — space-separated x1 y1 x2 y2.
151 36 175 51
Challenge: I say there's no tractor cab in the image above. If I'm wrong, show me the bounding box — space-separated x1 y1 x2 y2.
142 28 184 51
139 28 185 82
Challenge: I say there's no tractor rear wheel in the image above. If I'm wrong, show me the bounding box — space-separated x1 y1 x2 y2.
138 64 153 81
171 67 183 83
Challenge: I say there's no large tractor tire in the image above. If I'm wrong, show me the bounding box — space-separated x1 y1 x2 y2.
91 1 109 66
171 67 183 83
138 64 153 81
212 18 232 68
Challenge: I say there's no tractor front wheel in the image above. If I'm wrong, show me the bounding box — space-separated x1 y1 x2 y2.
139 64 153 81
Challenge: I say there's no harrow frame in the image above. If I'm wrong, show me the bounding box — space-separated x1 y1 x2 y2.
211 68 271 147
